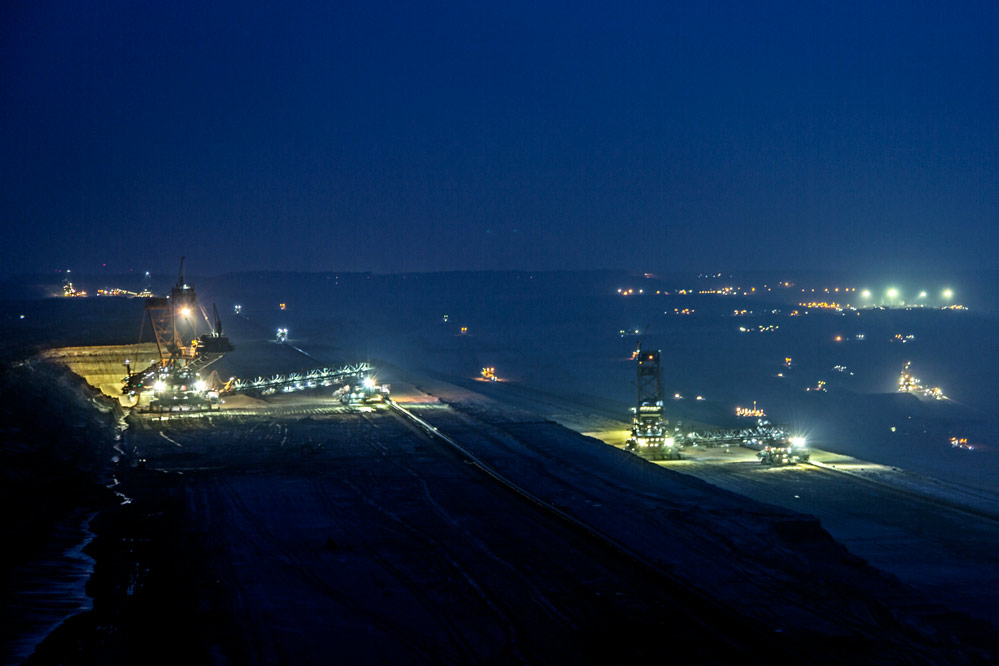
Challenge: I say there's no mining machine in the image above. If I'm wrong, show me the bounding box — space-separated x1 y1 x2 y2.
626 343 681 460
122 257 233 411
679 420 809 464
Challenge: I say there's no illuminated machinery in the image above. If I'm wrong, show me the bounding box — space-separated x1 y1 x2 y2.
122 257 234 412
681 422 810 465
756 435 810 465
626 347 681 460
735 401 766 418
898 361 946 400
226 363 376 398
62 274 87 297
338 375 391 405
898 361 920 393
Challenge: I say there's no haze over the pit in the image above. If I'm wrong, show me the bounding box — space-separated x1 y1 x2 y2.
2 1 997 277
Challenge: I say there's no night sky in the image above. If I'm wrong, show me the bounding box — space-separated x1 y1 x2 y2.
2 1 996 277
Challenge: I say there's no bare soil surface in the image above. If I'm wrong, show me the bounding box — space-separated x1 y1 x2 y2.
20 378 993 664
418 366 999 627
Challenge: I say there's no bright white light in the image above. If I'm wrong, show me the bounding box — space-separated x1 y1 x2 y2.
942 289 953 300
194 380 207 392
664 437 675 448
887 288 899 299
918 291 927 299
153 380 167 392
362 377 376 389
790 436 807 447
861 289 871 299
180 307 191 316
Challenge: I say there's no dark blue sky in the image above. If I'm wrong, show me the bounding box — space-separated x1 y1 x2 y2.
2 1 996 276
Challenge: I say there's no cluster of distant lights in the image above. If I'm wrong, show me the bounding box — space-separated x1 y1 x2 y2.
735 404 766 418
859 288 954 303
898 361 947 400
622 280 960 436
672 393 706 401
616 284 960 310
698 286 746 295
950 437 974 451
739 324 779 333
802 287 857 293
618 281 801 297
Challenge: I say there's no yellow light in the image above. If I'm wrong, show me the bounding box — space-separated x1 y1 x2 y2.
180 307 191 316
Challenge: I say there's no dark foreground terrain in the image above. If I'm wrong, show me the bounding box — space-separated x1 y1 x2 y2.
5 360 997 664
4 270 999 664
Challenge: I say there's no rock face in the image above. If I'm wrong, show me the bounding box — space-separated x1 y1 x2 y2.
42 344 159 402
0 361 119 662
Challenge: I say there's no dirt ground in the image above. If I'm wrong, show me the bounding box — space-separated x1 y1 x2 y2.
14 303 999 663
27 379 982 664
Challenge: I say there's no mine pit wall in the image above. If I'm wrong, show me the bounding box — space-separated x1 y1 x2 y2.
0 355 131 662
41 343 159 406
11 354 218 663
